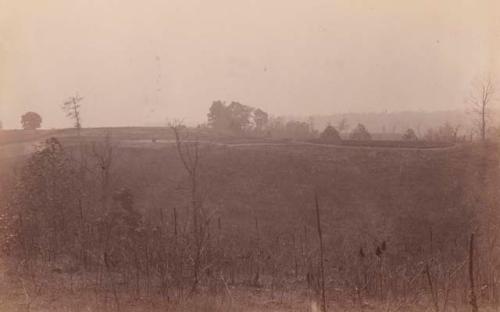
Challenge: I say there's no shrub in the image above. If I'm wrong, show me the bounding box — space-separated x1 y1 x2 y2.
349 123 371 140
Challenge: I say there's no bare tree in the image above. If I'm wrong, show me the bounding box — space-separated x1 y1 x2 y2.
92 131 114 212
62 94 88 214
62 94 84 134
468 76 496 142
169 121 204 293
315 193 327 312
469 233 479 312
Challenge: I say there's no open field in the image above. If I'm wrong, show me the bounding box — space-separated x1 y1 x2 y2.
0 128 498 311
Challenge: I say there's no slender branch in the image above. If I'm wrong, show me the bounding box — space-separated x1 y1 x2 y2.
315 192 327 312
469 233 478 312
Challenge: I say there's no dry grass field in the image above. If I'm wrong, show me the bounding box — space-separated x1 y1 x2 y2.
0 128 498 312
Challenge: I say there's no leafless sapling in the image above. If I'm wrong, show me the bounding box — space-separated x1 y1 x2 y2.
170 121 205 294
315 192 327 312
468 76 496 142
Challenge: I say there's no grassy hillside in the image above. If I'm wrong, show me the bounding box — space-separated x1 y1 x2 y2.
0 129 498 311
114 142 480 244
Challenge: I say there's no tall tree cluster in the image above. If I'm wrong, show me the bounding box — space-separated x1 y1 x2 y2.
207 101 268 134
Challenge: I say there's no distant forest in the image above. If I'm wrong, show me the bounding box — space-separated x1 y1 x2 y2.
289 110 480 137
142 109 497 140
200 102 498 141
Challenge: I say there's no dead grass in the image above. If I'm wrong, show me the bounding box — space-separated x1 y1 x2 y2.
0 273 494 312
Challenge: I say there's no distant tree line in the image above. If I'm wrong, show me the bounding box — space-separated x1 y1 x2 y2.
15 75 497 145
205 101 475 144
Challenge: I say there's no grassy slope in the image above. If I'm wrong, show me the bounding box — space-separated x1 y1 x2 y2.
111 141 481 258
0 129 481 258
0 128 496 311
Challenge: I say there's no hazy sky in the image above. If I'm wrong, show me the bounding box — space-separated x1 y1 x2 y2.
0 0 498 129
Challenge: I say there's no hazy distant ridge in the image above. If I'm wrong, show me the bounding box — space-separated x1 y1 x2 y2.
296 110 475 135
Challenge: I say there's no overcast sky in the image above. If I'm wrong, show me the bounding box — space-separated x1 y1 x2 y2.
0 0 498 129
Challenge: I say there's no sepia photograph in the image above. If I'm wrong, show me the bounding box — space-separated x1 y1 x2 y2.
0 1 499 311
